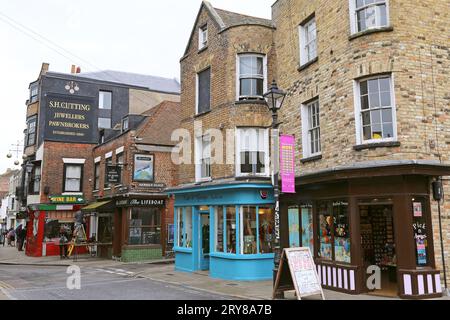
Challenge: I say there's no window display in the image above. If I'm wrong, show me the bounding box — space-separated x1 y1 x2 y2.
317 202 332 260
185 207 193 248
128 208 161 245
226 206 236 253
333 201 351 263
242 206 257 254
215 207 224 252
288 207 300 248
258 207 274 254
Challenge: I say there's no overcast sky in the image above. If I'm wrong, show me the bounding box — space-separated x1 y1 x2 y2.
0 0 274 174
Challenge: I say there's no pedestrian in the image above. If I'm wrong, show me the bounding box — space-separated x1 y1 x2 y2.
15 225 23 251
59 226 69 259
17 226 27 252
1 229 7 247
7 228 15 247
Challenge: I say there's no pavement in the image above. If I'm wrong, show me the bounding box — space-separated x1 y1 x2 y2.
1 246 449 300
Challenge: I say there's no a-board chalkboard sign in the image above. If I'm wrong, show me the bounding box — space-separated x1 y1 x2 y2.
273 248 325 300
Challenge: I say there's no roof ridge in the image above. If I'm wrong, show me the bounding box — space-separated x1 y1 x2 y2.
81 70 179 82
213 7 272 23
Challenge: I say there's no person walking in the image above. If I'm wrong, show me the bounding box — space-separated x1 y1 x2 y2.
59 226 69 259
15 225 23 251
1 229 7 247
7 228 15 247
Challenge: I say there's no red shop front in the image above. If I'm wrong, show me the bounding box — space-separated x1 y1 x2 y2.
26 204 89 257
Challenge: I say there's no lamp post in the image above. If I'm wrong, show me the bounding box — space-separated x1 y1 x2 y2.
264 80 286 298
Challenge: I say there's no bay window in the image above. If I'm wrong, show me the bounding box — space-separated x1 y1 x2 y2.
350 0 389 34
355 75 396 144
26 116 37 146
236 128 269 177
237 54 266 100
214 206 274 255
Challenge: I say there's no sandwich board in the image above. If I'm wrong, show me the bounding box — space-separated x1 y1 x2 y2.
273 247 325 300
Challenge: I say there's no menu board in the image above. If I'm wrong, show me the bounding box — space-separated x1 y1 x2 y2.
273 248 325 300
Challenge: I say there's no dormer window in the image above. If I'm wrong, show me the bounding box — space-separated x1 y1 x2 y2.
199 25 208 50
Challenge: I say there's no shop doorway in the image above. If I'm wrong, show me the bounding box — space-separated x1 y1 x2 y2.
98 214 114 259
199 211 210 271
359 203 397 297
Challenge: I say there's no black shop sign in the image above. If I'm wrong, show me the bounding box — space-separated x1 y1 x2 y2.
106 165 122 184
44 94 96 143
115 198 165 207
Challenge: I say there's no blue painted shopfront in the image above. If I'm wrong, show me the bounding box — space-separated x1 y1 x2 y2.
171 183 275 281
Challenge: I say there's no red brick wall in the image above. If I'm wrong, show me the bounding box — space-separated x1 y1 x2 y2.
40 141 95 203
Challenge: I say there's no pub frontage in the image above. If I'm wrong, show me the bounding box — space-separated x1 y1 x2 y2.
279 161 450 299
83 193 171 262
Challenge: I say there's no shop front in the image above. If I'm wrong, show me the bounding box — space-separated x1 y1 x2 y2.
83 195 170 262
115 196 168 262
171 183 276 281
280 162 450 299
26 203 89 257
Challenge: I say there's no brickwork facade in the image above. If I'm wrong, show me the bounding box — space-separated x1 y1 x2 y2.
272 0 450 288
178 5 276 185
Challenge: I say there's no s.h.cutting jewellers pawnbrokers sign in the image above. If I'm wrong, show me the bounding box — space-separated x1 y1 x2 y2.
44 94 96 143
115 199 165 207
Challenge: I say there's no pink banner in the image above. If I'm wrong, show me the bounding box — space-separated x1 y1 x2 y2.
280 135 296 194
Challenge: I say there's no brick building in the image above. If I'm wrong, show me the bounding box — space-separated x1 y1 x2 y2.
171 1 279 280
272 0 450 299
84 101 180 262
21 63 180 257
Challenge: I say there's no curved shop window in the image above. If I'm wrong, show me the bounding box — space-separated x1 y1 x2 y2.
177 207 193 248
214 206 274 255
317 200 351 263
129 208 161 245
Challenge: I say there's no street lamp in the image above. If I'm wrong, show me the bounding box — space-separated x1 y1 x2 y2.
264 80 286 298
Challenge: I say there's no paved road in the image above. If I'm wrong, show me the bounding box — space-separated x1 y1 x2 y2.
0 264 234 300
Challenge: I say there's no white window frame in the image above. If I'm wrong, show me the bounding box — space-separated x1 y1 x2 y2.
353 74 397 145
299 17 317 66
195 134 212 182
235 128 270 177
236 54 268 101
198 25 208 50
301 99 321 158
99 91 112 110
349 0 390 34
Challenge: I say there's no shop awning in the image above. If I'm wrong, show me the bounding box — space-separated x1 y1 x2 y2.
82 201 112 212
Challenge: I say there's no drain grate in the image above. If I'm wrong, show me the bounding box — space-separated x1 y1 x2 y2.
226 283 238 286
166 273 175 276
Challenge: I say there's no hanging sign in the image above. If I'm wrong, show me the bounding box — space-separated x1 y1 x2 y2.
273 248 325 300
280 135 296 194
106 165 122 184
